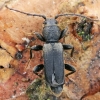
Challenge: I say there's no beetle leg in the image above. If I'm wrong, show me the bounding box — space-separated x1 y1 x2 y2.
31 45 43 51
63 44 74 57
29 45 43 59
65 64 76 76
65 64 76 85
33 64 44 77
34 32 45 42
59 27 68 40
29 49 33 59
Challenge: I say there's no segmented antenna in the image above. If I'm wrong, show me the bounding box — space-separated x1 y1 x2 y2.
55 13 99 21
5 5 46 20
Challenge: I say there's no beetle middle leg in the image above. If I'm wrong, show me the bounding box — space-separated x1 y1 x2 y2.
15 44 43 59
63 44 74 57
33 64 44 77
30 45 43 60
31 45 43 51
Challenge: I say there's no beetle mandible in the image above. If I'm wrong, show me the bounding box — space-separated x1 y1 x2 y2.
6 6 98 94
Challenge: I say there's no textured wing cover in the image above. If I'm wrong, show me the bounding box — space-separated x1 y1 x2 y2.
43 43 64 86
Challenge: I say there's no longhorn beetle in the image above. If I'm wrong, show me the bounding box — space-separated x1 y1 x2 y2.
6 6 98 94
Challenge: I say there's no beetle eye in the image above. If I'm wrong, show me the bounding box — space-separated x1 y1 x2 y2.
43 21 47 24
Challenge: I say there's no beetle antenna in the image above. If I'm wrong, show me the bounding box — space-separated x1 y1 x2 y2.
5 5 46 20
55 13 99 21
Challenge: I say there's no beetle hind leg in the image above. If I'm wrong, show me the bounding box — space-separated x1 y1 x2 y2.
65 64 76 85
33 64 44 77
65 64 76 76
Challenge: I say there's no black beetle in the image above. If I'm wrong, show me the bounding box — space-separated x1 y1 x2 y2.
5 6 98 94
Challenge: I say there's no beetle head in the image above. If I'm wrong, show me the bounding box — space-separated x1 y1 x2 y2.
43 18 58 26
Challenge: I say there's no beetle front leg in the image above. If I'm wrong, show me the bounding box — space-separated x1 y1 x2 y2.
33 64 44 77
63 44 74 57
35 32 45 42
59 27 68 40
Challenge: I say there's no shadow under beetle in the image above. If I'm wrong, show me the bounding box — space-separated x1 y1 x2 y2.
6 6 98 94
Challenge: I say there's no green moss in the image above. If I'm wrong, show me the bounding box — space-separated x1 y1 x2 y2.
26 78 56 100
76 18 93 41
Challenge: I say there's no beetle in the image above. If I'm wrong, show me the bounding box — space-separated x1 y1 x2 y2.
5 5 98 94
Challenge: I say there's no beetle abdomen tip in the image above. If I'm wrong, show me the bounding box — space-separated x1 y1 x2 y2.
50 85 63 95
